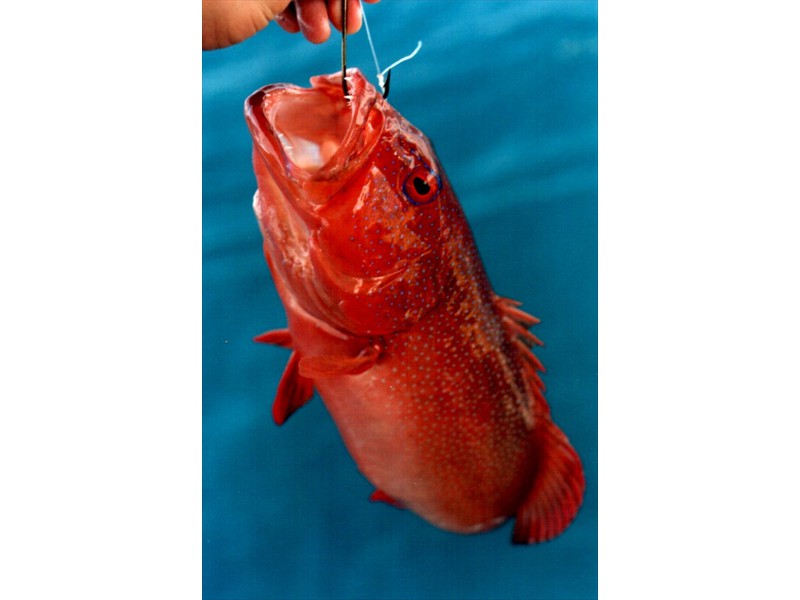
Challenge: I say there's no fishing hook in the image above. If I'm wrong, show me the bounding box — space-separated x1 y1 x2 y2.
382 69 391 99
341 0 391 100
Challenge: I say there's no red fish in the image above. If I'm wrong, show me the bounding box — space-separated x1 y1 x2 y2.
244 69 584 544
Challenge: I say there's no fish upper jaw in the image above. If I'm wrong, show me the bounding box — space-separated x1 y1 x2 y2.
244 68 385 216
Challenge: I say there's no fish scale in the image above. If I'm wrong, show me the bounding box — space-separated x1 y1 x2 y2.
244 69 584 544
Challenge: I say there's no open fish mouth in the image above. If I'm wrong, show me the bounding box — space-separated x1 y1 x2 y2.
245 69 385 188
272 95 348 173
244 69 406 331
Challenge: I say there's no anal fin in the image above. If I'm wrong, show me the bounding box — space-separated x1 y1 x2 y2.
272 351 314 425
512 417 585 544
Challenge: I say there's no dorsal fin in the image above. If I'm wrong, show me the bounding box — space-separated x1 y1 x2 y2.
495 295 547 404
496 296 541 326
495 296 543 349
494 298 585 543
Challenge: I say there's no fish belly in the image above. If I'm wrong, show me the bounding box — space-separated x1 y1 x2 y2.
312 314 535 533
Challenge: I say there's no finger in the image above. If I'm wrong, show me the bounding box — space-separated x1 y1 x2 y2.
295 0 331 44
328 0 366 34
275 2 301 33
203 0 291 50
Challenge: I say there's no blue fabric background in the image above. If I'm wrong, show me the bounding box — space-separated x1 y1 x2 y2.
203 2 597 598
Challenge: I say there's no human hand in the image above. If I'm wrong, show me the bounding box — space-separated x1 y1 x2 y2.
203 0 381 50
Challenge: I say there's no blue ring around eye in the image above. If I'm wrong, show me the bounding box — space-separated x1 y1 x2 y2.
402 164 441 206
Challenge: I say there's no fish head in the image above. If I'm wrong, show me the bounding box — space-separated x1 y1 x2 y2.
245 69 450 336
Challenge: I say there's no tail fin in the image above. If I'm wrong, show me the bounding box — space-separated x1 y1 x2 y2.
512 417 585 544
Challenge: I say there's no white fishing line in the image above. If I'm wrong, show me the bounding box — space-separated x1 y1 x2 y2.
362 5 383 84
362 6 422 95
379 42 422 88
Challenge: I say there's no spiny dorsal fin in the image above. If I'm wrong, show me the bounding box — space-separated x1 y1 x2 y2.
495 295 548 420
496 296 541 327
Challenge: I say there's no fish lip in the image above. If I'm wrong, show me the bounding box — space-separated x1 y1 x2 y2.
244 68 384 191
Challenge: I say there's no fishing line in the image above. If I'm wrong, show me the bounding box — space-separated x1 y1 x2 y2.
362 5 422 98
362 6 383 86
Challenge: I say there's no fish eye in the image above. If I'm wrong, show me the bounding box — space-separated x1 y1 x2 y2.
403 164 440 205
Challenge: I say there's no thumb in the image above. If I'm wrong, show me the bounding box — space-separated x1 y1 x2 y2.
203 0 291 50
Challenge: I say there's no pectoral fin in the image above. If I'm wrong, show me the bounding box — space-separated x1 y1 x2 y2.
272 351 314 425
298 343 381 378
